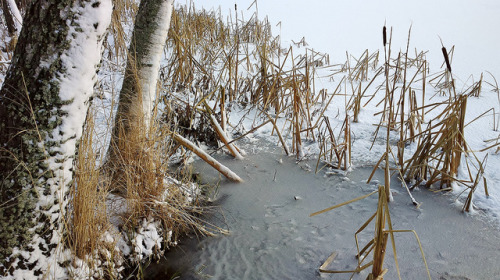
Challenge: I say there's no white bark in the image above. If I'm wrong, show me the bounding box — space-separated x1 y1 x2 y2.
32 1 112 277
6 0 22 34
173 133 243 183
209 114 244 160
108 0 175 169
138 0 173 127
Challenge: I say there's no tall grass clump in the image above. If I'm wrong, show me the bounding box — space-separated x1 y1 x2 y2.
64 0 231 276
404 95 467 189
69 112 109 260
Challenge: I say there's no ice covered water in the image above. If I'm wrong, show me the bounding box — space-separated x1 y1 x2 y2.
146 140 500 280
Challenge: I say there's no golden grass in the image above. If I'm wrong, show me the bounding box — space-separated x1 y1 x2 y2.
68 110 110 261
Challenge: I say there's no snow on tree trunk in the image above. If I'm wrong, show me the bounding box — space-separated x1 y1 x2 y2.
1 0 19 36
107 0 174 171
0 0 111 277
6 0 22 33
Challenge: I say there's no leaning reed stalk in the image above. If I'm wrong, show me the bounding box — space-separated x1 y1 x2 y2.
345 115 352 169
398 27 411 169
264 111 290 155
371 186 389 279
172 132 243 182
310 184 429 279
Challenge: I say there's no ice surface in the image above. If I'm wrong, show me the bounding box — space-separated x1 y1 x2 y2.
146 141 500 279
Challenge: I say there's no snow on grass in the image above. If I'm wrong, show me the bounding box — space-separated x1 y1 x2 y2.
164 176 201 203
131 219 167 262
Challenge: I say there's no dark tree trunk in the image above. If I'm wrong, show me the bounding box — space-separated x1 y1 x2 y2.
14 0 29 12
0 0 111 276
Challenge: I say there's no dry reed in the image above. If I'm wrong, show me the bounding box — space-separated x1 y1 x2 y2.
310 185 430 280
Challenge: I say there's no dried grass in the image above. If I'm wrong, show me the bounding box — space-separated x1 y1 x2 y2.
310 185 430 280
69 112 110 260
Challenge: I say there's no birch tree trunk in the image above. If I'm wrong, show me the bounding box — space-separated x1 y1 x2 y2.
0 0 111 277
1 0 18 36
106 0 174 192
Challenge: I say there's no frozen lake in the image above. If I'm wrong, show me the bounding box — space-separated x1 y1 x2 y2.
146 139 500 280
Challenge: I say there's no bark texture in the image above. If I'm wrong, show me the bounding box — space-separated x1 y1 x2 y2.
14 0 29 11
1 0 17 36
107 0 173 191
0 0 111 276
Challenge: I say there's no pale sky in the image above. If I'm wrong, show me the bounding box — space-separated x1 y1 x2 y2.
188 0 500 83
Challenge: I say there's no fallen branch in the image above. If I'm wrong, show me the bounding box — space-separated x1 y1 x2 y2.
209 114 244 159
173 132 243 182
204 101 244 159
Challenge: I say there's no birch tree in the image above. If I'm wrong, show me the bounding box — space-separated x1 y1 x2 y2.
0 0 111 277
106 0 174 192
1 0 22 37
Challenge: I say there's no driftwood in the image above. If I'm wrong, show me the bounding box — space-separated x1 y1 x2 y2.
209 114 244 160
173 132 243 182
203 101 245 159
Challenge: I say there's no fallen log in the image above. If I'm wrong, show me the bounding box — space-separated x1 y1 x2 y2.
173 132 243 182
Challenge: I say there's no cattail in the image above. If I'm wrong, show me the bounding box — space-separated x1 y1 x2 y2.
382 26 387 46
442 47 452 73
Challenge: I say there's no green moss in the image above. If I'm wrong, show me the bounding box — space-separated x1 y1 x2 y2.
0 0 83 265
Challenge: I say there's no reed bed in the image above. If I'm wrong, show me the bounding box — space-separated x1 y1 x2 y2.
159 4 332 162
1 0 499 278
157 4 498 213
403 95 467 189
